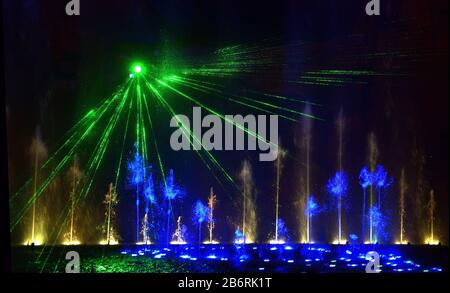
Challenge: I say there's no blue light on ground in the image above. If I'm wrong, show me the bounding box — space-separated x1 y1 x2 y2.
117 244 446 273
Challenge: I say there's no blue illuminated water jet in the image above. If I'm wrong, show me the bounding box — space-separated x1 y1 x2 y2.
359 166 372 243
127 149 145 242
143 174 155 243
369 206 388 243
275 218 288 243
192 200 209 246
327 171 348 244
373 165 393 210
234 228 245 244
162 169 185 245
305 196 320 243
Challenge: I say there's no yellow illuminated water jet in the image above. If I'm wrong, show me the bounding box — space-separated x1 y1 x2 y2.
269 239 286 244
234 238 254 244
62 240 81 245
425 238 439 245
23 235 44 246
99 238 119 245
332 238 347 245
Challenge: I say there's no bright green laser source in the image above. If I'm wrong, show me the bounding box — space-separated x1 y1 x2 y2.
130 63 145 78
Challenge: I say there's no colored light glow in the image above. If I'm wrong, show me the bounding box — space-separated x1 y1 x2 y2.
332 238 347 245
425 238 439 245
269 239 286 244
99 239 119 245
129 62 147 76
136 241 152 245
203 240 219 244
62 240 81 245
170 240 187 245
23 236 44 246
234 238 254 244
395 240 409 245
192 200 209 224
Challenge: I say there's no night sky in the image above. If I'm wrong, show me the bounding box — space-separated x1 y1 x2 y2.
4 0 449 245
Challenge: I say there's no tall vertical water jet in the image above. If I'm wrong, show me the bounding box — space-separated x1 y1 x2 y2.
373 165 392 243
143 174 155 244
273 146 286 244
274 218 288 243
140 214 149 244
368 205 387 242
127 150 145 243
192 200 208 247
238 160 256 243
27 126 47 245
335 109 345 244
367 132 378 243
305 196 320 243
398 168 407 244
359 166 372 243
426 190 438 245
101 183 119 245
275 150 280 243
297 105 313 243
65 155 82 245
327 171 348 244
207 187 217 244
374 165 391 210
171 216 187 244
163 169 184 245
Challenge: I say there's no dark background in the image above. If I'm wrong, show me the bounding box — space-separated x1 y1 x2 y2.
3 0 449 245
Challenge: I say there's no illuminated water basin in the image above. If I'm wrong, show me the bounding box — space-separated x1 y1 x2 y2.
117 244 447 273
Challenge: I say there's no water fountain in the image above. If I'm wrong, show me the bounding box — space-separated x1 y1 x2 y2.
238 160 256 243
327 171 348 244
64 155 82 245
426 190 438 245
142 175 155 244
335 109 345 244
100 183 119 245
398 168 407 244
163 169 184 245
305 196 320 243
359 166 372 243
192 200 208 246
171 216 187 244
297 104 313 244
373 165 392 211
272 146 286 244
206 187 218 244
26 126 48 246
368 205 387 243
234 228 245 244
367 132 378 243
127 150 145 243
